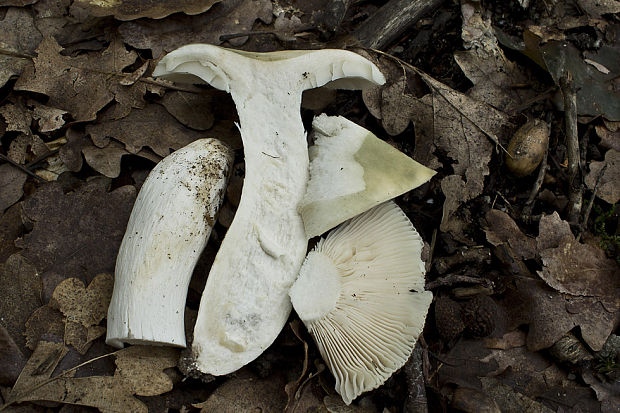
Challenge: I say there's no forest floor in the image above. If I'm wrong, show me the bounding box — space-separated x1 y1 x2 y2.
0 0 619 412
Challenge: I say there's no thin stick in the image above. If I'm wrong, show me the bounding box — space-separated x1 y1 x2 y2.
578 163 608 241
560 73 582 225
521 141 550 220
0 153 46 182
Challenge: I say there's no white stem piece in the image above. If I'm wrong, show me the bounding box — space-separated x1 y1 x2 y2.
153 45 385 375
106 138 233 348
302 114 436 238
290 201 433 404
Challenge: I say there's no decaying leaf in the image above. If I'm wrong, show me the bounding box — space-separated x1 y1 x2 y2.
6 342 179 413
7 134 49 165
48 273 113 354
30 101 67 133
18 180 135 287
195 372 287 412
595 121 620 152
24 305 65 350
0 102 31 135
585 149 620 204
157 90 217 131
536 213 620 307
86 104 204 157
0 324 27 386
480 377 554 413
0 164 27 212
14 37 146 122
0 7 42 88
0 254 42 351
118 0 273 57
70 0 221 21
510 278 616 351
484 209 537 260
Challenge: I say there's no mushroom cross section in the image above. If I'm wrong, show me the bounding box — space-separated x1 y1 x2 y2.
153 45 385 375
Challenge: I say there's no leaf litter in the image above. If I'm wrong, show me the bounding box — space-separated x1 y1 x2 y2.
1 0 619 411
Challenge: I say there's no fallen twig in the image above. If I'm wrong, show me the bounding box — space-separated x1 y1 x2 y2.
0 153 46 182
521 140 550 220
578 162 608 241
560 73 582 225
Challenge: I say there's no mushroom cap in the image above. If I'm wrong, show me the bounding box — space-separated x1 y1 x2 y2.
152 44 385 93
301 114 436 238
289 201 433 404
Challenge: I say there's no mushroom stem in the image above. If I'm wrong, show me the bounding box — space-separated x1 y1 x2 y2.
154 45 385 375
106 138 233 348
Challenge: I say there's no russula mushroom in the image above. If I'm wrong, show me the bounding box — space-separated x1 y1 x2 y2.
302 114 436 238
106 138 233 348
289 201 433 405
152 45 385 375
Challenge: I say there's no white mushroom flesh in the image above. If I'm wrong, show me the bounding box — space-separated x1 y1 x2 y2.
106 138 233 348
153 45 385 375
289 201 433 404
302 114 436 238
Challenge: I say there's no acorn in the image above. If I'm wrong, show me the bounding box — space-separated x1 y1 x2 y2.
434 296 465 341
462 295 497 338
505 119 550 177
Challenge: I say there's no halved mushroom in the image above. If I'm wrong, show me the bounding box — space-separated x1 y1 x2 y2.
153 45 385 375
302 114 436 238
289 201 433 404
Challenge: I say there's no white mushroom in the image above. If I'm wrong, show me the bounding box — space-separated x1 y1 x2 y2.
289 201 433 405
106 138 233 348
302 114 436 238
152 45 385 375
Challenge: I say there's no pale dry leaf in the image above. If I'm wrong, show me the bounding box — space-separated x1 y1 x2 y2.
8 134 48 165
31 102 67 133
484 209 537 260
70 0 221 21
0 102 31 135
14 37 144 122
585 149 620 204
577 0 620 18
484 330 527 350
86 104 205 157
0 164 27 212
6 342 179 413
454 50 537 112
380 77 416 136
0 254 42 351
0 7 42 88
82 140 134 178
50 273 113 328
118 0 273 57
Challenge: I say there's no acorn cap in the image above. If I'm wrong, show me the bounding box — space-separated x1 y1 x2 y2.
289 201 433 404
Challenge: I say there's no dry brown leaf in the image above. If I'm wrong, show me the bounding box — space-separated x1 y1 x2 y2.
0 254 42 351
87 104 204 157
0 325 26 386
0 0 37 5
534 212 620 308
577 0 620 18
480 377 554 413
595 121 620 151
454 50 537 112
0 205 22 262
118 0 273 57
484 330 527 350
24 305 65 350
70 0 221 21
157 90 217 130
18 180 136 287
0 102 31 135
14 37 145 122
512 278 616 351
0 8 42 88
483 210 537 260
195 373 287 412
30 102 67 133
586 149 620 204
7 134 48 165
0 165 27 212
6 342 178 412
